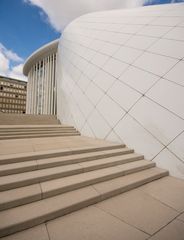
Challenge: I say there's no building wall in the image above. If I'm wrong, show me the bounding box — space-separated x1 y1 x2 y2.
0 76 27 114
57 3 184 179
26 53 57 115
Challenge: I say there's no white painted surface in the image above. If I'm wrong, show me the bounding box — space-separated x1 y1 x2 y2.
57 3 184 179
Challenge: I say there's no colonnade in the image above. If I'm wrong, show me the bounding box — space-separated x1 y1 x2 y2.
26 53 57 115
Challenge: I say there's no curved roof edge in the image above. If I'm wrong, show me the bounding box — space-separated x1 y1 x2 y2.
23 39 59 76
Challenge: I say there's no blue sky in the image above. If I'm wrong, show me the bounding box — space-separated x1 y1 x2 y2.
144 0 184 4
0 0 184 80
0 0 60 63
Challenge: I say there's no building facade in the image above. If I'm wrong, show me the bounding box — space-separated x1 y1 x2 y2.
0 76 27 114
23 39 58 115
23 3 184 179
57 3 184 179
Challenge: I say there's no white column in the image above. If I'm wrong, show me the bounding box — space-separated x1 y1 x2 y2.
32 66 35 114
51 54 54 114
41 60 44 114
36 62 40 114
45 56 50 114
29 67 33 113
26 72 30 114
47 55 51 114
54 53 57 115
34 64 38 115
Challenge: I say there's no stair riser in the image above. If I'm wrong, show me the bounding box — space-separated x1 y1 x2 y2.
0 128 75 132
0 122 60 125
43 162 155 199
0 130 78 136
0 195 101 238
0 161 154 210
100 171 169 201
0 155 143 190
0 168 83 191
0 150 134 176
0 133 80 140
0 170 168 238
0 192 41 212
38 150 134 170
0 145 125 165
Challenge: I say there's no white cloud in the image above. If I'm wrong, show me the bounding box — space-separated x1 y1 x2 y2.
0 52 9 76
0 43 23 62
0 43 26 81
8 64 27 81
25 0 146 31
25 0 184 31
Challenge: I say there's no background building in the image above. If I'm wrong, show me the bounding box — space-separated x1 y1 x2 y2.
0 76 27 114
23 39 58 115
57 3 184 179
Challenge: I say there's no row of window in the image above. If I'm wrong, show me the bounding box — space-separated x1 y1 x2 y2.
1 109 25 114
0 98 26 104
0 81 26 90
0 86 26 94
0 92 26 99
0 103 25 109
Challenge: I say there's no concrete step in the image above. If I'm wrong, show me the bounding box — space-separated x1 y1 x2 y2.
0 126 76 132
0 132 80 140
0 125 69 129
0 129 79 136
0 159 153 210
0 129 77 134
0 148 134 176
0 114 60 125
0 153 143 191
0 167 168 237
0 144 125 165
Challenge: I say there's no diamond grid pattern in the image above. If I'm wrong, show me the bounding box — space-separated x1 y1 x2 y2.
57 3 184 179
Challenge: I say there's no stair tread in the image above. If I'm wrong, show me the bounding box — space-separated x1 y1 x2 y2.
0 130 79 135
0 147 133 175
37 148 132 166
41 159 154 197
0 153 144 190
0 159 153 210
92 167 168 198
0 167 168 237
0 184 41 211
0 144 125 165
0 125 69 128
1 132 80 137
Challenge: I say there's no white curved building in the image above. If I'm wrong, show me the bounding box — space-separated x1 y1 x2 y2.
23 39 59 115
57 3 184 179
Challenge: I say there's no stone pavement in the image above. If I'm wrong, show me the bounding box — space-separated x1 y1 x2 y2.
1 176 184 240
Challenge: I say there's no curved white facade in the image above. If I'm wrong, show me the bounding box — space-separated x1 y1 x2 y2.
57 3 184 179
24 40 59 115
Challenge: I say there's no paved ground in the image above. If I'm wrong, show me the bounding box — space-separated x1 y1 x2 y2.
1 175 184 240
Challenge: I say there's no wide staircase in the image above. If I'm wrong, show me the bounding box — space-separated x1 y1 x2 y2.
0 115 169 238
0 125 80 140
0 114 80 140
